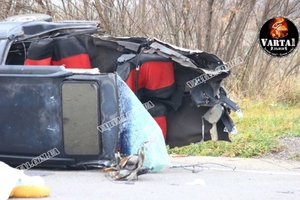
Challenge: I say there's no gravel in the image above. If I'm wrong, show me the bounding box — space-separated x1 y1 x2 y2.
258 136 300 162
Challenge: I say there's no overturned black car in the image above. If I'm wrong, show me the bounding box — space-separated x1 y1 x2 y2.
0 14 242 169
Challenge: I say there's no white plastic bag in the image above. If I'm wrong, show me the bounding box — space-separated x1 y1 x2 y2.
117 75 169 172
0 161 23 200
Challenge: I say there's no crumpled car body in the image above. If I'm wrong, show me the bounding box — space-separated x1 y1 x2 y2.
0 14 241 168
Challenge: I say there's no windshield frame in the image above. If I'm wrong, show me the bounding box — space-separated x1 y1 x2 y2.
0 39 12 65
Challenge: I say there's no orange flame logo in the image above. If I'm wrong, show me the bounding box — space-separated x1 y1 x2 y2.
269 17 288 39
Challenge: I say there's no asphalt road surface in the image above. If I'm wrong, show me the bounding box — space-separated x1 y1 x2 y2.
12 156 300 200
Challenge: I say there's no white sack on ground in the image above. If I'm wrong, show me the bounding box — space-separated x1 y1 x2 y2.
0 161 23 200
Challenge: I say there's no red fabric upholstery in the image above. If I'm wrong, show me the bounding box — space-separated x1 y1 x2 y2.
25 36 92 69
153 116 167 141
125 61 175 97
52 37 92 69
138 61 174 90
25 57 52 66
24 39 53 66
51 54 92 69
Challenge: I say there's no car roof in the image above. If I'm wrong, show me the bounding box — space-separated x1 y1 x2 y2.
0 20 103 40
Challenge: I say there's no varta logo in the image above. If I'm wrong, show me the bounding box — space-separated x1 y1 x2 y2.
260 38 295 47
259 16 298 57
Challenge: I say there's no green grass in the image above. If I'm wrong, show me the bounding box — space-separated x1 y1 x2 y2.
168 100 300 158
